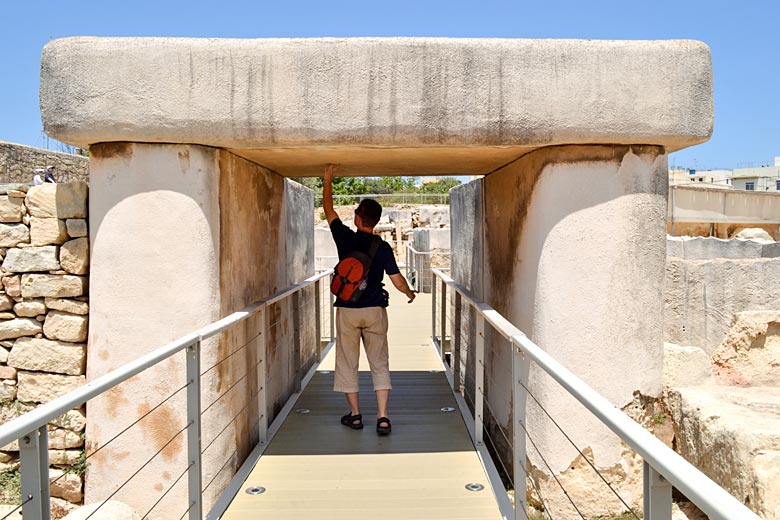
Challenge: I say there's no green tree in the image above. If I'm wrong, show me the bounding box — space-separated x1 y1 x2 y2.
419 177 461 193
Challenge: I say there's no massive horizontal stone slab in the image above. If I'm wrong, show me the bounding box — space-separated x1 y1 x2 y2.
41 37 713 176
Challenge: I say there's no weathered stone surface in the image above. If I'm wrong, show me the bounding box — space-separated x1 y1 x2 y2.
48 427 83 449
0 505 22 518
51 409 86 432
62 501 141 520
712 311 780 387
669 386 780 519
25 183 88 219
30 217 68 246
65 219 87 238
0 345 8 363
13 299 46 317
0 401 33 424
663 342 713 390
2 275 20 298
0 294 12 311
667 235 780 260
49 468 83 503
51 497 78 518
735 227 774 241
0 366 17 380
386 209 413 223
8 337 86 375
665 258 780 355
49 449 82 466
16 371 85 403
60 238 89 275
0 223 30 247
0 318 42 340
0 312 14 320
0 197 24 223
2 246 60 273
42 38 712 174
44 311 88 343
21 274 86 298
0 381 16 402
418 205 450 228
45 297 88 315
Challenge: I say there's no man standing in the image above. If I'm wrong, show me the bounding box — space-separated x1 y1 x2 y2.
323 164 416 435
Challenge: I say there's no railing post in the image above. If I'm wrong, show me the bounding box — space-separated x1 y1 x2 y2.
440 279 447 365
431 274 437 346
475 314 485 445
314 281 322 362
512 339 530 520
292 291 302 393
644 462 672 520
258 307 268 445
186 340 202 520
20 425 50 520
453 292 462 392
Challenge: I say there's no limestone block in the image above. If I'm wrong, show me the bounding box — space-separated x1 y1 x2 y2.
386 209 412 223
669 386 780 520
0 381 16 402
49 468 83 503
48 428 83 449
25 183 88 219
663 342 713 389
66 219 87 238
49 449 82 466
0 401 33 424
0 223 30 247
0 366 17 380
0 313 14 320
44 311 88 343
0 346 8 363
45 298 88 315
30 217 68 246
735 228 774 241
51 409 86 432
17 372 85 403
0 294 12 311
418 206 450 228
2 246 61 273
712 311 780 387
51 497 78 518
60 238 89 275
0 197 24 223
13 299 46 317
2 275 20 298
8 337 86 375
62 501 141 520
0 452 11 463
21 274 86 298
0 318 42 340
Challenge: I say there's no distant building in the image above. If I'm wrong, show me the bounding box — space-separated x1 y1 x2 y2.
731 157 780 191
669 167 733 189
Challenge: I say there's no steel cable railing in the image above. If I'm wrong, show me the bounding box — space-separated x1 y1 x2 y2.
0 270 335 520
431 268 762 520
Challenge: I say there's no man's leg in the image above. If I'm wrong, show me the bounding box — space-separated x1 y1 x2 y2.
334 308 363 426
362 308 391 428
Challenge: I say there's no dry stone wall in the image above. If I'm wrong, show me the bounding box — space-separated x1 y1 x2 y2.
0 182 89 509
0 141 89 185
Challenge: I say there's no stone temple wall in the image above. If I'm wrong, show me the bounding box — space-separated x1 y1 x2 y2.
0 182 89 515
0 141 89 185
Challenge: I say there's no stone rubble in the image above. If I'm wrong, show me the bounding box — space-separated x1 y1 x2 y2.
0 183 89 508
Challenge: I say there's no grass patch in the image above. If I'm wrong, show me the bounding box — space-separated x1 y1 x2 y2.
0 468 21 505
652 411 666 425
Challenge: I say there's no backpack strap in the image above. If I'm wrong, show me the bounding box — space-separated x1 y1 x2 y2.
366 235 382 265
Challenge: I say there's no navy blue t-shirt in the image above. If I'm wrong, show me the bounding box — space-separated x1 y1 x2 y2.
330 218 400 308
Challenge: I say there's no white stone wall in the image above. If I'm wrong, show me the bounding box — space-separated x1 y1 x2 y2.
0 182 89 510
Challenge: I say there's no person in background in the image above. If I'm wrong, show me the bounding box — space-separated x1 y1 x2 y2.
44 165 57 183
32 168 44 185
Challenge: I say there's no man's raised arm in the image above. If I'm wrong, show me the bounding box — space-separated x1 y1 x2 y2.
323 164 339 225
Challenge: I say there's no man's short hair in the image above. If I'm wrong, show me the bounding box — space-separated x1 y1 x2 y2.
355 199 382 228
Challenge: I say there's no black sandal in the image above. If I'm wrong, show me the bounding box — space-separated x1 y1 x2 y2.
341 412 363 430
376 417 392 435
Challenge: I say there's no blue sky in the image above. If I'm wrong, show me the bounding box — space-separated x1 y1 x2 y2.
1 1 777 170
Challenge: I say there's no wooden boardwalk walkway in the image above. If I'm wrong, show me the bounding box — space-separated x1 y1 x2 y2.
222 294 504 520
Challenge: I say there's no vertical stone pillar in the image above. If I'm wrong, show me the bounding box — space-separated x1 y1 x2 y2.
453 145 667 517
86 143 314 518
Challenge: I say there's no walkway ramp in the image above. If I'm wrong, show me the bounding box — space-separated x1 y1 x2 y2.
222 294 504 519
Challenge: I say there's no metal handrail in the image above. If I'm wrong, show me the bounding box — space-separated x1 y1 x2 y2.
431 268 760 520
0 269 334 520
